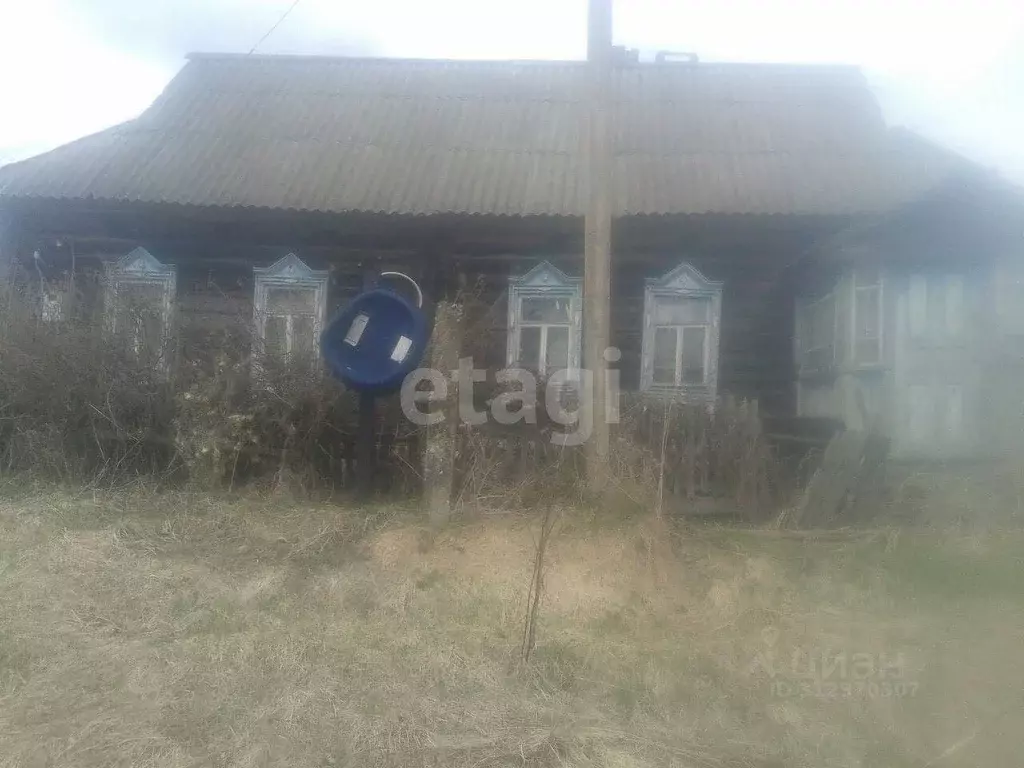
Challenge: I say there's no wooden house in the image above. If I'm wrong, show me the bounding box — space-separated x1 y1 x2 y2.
0 53 1012 465
794 134 1024 460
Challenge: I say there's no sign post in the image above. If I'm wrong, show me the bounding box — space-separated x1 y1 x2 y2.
321 272 429 500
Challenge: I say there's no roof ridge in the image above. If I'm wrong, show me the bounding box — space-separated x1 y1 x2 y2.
184 51 864 72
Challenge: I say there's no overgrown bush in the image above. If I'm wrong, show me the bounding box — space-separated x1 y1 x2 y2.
0 281 176 483
617 394 777 520
0 281 421 493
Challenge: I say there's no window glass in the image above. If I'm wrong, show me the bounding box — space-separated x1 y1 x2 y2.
996 263 1024 334
927 278 947 339
855 286 880 364
518 326 541 370
653 327 677 384
115 281 166 358
834 284 849 366
803 294 835 371
265 315 288 358
681 326 706 384
812 296 835 350
138 309 164 348
909 275 928 337
545 326 570 373
293 315 316 360
521 296 571 324
120 282 164 304
267 287 316 314
909 274 965 341
945 275 964 337
654 296 710 325
641 263 722 395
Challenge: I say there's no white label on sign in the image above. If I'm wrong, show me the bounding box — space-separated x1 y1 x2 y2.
391 335 412 362
344 313 369 346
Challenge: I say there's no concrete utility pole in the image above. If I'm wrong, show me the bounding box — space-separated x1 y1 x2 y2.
583 0 613 491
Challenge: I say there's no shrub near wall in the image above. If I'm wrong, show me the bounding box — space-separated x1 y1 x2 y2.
0 283 176 482
0 284 421 492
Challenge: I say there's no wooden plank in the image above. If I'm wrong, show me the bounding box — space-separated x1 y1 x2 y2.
794 430 870 528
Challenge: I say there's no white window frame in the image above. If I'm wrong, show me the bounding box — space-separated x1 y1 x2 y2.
851 268 883 366
640 262 723 400
506 261 582 378
104 247 176 370
797 268 885 375
909 272 965 342
253 253 328 376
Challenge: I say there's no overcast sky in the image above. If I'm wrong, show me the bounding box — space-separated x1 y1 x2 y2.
1 0 1023 181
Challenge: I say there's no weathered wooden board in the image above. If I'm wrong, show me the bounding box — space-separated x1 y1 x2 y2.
795 429 871 528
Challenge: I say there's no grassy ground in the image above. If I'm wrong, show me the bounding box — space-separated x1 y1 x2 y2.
0 489 1023 767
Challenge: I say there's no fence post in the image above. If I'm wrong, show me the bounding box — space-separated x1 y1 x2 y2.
423 298 463 525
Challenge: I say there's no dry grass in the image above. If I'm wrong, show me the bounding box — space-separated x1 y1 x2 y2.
1 490 1023 767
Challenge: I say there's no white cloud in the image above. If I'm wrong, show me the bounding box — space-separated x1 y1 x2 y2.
0 0 174 159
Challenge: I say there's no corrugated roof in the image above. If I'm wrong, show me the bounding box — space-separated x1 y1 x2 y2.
0 54 956 216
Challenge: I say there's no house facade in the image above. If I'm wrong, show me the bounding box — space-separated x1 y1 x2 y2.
794 166 1024 460
2 53 1003 462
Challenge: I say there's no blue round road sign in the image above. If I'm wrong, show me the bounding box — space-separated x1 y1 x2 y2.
321 276 429 394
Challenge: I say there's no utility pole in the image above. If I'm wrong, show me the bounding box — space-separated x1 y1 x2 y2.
583 0 613 491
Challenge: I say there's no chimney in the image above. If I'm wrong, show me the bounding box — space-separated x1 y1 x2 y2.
655 50 700 65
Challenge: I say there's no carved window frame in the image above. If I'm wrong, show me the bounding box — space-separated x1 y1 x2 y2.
506 261 583 378
640 262 723 401
104 247 177 371
252 253 328 376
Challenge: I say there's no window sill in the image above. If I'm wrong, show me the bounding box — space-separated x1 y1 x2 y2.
640 385 715 400
798 363 892 382
797 365 838 383
846 362 889 375
908 337 969 349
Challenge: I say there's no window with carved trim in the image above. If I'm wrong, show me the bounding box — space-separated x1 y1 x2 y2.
104 248 176 368
506 262 582 377
641 263 723 400
253 253 328 373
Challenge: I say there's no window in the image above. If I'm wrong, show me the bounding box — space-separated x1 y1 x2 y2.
853 268 882 365
641 263 723 398
104 247 176 368
797 292 836 374
995 262 1024 334
909 273 964 341
506 262 582 377
797 268 885 374
650 300 710 385
253 253 328 373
